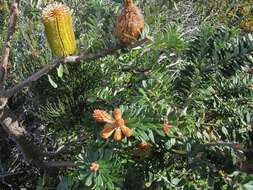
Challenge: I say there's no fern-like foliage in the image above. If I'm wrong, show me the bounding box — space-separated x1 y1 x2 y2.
188 26 253 75
173 26 253 106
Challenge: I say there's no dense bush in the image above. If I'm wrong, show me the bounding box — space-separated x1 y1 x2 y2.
0 0 253 189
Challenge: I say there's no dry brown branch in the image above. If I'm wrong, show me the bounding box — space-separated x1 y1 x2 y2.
0 106 78 169
1 60 61 98
0 1 50 171
0 1 19 89
0 38 149 98
0 106 47 168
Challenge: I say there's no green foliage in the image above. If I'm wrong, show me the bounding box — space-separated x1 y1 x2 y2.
152 25 185 53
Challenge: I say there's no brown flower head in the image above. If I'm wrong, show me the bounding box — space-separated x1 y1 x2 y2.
93 108 132 141
90 162 99 172
115 0 144 44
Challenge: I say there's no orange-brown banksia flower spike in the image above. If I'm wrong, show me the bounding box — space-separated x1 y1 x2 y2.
90 162 99 172
93 107 132 141
163 118 172 134
115 0 145 44
134 141 152 159
138 141 151 151
93 110 114 123
42 3 76 56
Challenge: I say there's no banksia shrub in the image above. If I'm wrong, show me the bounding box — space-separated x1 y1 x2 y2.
42 3 76 56
115 0 144 44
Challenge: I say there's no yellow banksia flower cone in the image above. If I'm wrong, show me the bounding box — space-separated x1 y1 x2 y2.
42 3 76 56
92 107 132 141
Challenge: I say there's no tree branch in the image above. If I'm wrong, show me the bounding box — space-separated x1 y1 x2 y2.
0 38 149 98
0 1 19 89
0 106 81 170
1 60 61 98
0 0 52 172
0 106 47 168
44 161 79 168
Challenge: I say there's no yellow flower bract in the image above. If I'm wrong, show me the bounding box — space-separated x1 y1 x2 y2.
42 3 76 56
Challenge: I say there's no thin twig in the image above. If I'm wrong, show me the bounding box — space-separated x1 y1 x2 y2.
47 145 65 156
166 59 181 68
0 38 149 98
0 1 19 89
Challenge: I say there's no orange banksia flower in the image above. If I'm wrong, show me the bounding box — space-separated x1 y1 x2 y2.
42 3 76 56
134 141 152 159
114 108 122 120
93 110 113 123
115 0 145 44
93 108 132 141
90 162 99 172
100 124 115 139
163 118 172 134
246 84 253 90
138 141 151 151
121 125 132 137
114 127 122 141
